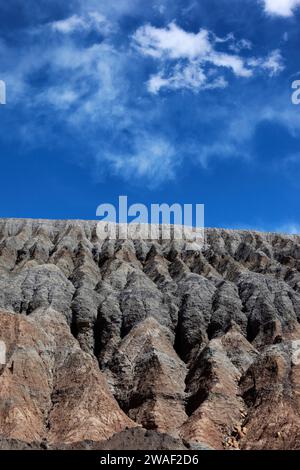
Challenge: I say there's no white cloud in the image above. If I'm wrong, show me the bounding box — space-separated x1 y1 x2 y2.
51 15 85 33
40 42 128 125
19 30 177 185
147 62 228 94
248 49 284 76
229 38 253 53
51 11 111 35
133 22 251 77
261 49 285 75
133 22 284 94
215 33 252 53
1 4 291 186
133 22 212 60
210 52 252 77
104 136 179 185
262 0 300 16
147 74 170 94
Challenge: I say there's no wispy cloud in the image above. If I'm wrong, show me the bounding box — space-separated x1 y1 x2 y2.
260 49 285 75
147 63 228 94
133 22 284 94
51 15 87 34
50 11 112 35
103 135 179 186
248 49 284 76
4 16 178 185
0 2 295 188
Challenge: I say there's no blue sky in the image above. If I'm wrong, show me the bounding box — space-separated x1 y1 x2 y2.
1 0 300 232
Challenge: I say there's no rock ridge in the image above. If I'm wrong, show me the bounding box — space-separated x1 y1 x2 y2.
0 219 300 449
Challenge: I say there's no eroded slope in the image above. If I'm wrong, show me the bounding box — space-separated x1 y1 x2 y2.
0 219 300 449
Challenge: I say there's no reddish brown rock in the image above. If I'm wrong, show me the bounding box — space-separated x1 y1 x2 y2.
180 326 257 449
240 341 300 450
109 316 187 436
1 219 300 450
0 309 136 444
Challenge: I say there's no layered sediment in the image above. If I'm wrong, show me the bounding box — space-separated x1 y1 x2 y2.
0 219 300 450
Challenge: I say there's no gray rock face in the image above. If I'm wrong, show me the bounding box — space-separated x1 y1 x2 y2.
1 219 300 449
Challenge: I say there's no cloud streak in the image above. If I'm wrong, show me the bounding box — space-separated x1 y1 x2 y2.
50 11 112 35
